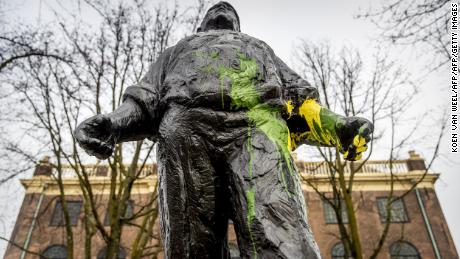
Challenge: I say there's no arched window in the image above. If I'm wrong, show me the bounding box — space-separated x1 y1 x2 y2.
97 247 126 259
331 242 353 259
390 241 420 259
41 245 67 259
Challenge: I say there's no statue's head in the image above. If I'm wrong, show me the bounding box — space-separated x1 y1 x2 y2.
197 2 240 32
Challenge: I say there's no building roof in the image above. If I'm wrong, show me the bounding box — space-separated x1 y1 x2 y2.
21 151 438 194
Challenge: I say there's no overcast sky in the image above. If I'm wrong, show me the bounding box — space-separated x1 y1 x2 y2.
1 0 458 255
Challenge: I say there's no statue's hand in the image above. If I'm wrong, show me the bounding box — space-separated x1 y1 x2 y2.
74 114 115 160
337 117 373 161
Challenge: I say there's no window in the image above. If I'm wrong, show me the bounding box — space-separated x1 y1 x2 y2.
50 200 82 226
41 245 67 259
390 241 420 259
377 197 408 223
104 200 135 225
124 199 134 218
323 199 348 224
331 242 353 259
97 247 126 259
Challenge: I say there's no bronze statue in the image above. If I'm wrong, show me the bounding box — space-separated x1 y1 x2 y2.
75 2 373 258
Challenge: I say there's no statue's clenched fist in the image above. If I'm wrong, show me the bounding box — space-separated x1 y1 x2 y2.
74 114 115 159
337 116 373 161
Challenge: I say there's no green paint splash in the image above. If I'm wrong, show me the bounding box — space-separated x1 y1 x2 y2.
246 105 295 180
210 51 219 59
245 188 257 258
217 54 295 189
199 52 296 258
217 54 296 258
246 188 256 226
317 108 344 149
217 55 260 110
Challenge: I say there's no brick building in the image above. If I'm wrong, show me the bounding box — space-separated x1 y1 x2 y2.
4 151 458 258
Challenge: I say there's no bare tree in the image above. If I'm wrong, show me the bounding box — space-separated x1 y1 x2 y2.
0 27 71 74
357 0 450 70
0 1 210 258
295 40 446 258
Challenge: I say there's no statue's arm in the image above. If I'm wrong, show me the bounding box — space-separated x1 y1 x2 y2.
275 56 373 161
286 99 372 161
75 47 173 159
274 56 319 105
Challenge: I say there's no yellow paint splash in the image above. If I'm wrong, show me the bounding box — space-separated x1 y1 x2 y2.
285 99 368 161
297 99 338 146
285 100 294 118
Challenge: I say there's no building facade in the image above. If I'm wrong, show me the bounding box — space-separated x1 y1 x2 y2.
4 151 458 258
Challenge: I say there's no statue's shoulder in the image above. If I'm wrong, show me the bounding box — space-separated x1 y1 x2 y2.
169 31 275 59
171 33 219 51
235 32 277 56
180 30 258 41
